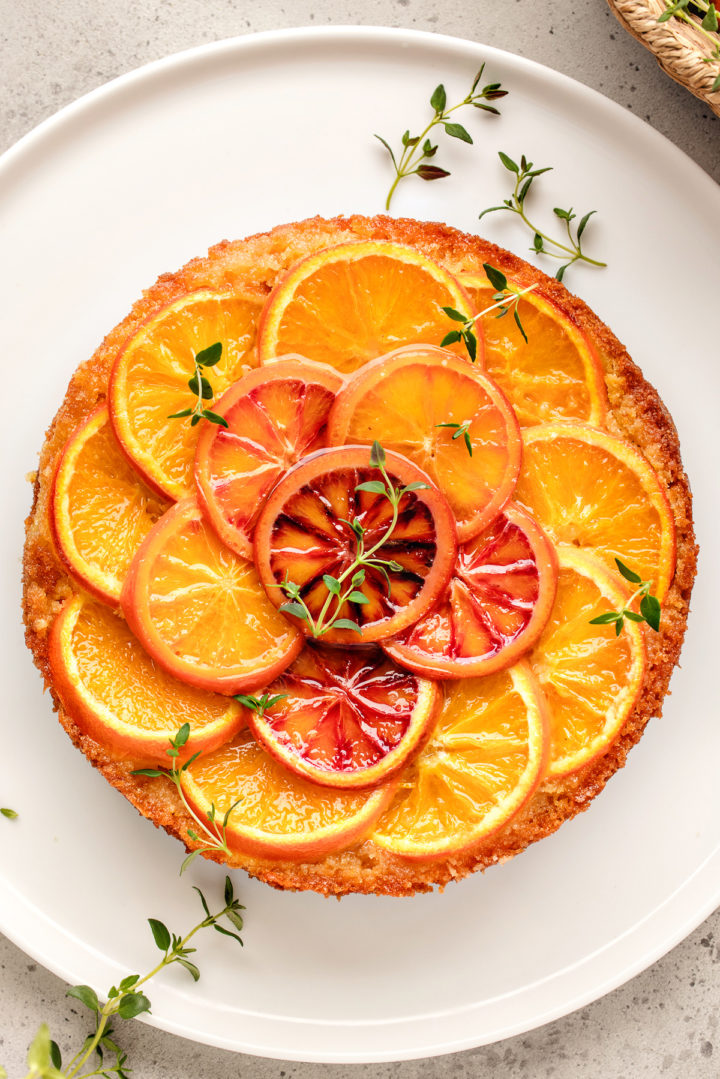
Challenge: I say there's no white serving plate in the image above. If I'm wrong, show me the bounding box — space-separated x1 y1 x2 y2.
0 26 717 1063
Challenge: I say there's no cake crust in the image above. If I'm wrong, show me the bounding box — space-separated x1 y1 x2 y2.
23 214 697 896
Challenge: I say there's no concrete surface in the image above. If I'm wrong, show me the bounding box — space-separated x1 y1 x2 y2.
1 1 718 1076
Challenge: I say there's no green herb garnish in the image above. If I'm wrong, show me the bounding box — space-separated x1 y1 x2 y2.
234 693 288 715
167 341 229 428
1 807 17 820
132 725 240 873
16 877 243 1079
441 262 536 361
375 66 507 210
589 559 662 636
479 153 606 282
273 442 429 638
435 421 473 457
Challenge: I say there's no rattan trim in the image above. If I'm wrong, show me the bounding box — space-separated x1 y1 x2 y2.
608 0 720 116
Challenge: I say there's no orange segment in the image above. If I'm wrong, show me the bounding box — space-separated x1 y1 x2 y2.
181 728 396 860
121 497 302 693
529 547 645 777
257 240 479 375
109 289 263 500
254 446 457 646
195 358 343 558
514 422 676 601
372 661 549 859
384 503 558 678
245 646 439 789
328 347 521 540
51 404 168 605
49 594 244 765
459 272 608 427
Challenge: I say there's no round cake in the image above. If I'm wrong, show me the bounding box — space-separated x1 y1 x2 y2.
23 214 697 896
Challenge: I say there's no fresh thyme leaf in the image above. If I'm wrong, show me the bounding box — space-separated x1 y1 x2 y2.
332 618 363 633
442 305 468 323
117 992 151 1020
234 692 288 715
376 66 506 209
67 985 100 1013
355 479 387 495
479 153 607 281
348 590 370 604
322 574 342 595
132 767 164 778
401 481 431 493
168 342 226 428
588 560 662 635
49 1038 62 1070
440 330 463 347
1 807 18 819
148 919 171 953
279 600 308 619
369 440 386 468
435 421 473 457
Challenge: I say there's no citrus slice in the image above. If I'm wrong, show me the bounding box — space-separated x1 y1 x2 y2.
121 497 302 693
327 347 522 540
109 289 263 500
254 445 457 645
529 546 646 778
514 422 676 601
50 404 168 605
459 272 608 427
49 594 244 765
384 502 558 678
180 728 396 860
244 646 439 790
372 661 549 859
257 240 479 375
194 357 343 558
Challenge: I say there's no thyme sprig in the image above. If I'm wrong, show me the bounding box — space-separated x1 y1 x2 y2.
132 725 240 874
659 0 720 90
589 559 661 636
234 692 288 716
375 66 507 210
441 262 537 361
12 878 243 1079
274 442 429 638
167 342 229 428
479 153 606 282
435 421 473 457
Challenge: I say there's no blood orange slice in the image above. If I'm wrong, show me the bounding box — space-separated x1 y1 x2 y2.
121 497 302 693
243 646 439 790
372 661 549 859
529 547 646 778
49 594 244 766
514 422 676 601
256 240 478 375
327 347 522 540
194 358 343 558
459 272 608 427
50 404 168 606
384 503 557 678
180 728 397 861
109 289 263 500
254 445 457 645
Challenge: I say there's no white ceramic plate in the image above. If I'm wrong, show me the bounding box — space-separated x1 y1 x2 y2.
1 27 717 1064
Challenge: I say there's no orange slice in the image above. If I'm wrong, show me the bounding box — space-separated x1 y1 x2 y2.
254 445 457 646
529 547 646 778
109 289 263 500
121 497 302 693
49 594 244 765
244 646 439 789
194 357 343 559
328 347 522 540
459 272 608 427
514 422 676 601
384 503 557 678
372 661 549 859
256 240 478 375
181 728 396 860
50 404 168 605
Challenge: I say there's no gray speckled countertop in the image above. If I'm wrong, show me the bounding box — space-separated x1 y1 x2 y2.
1 2 718 1076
